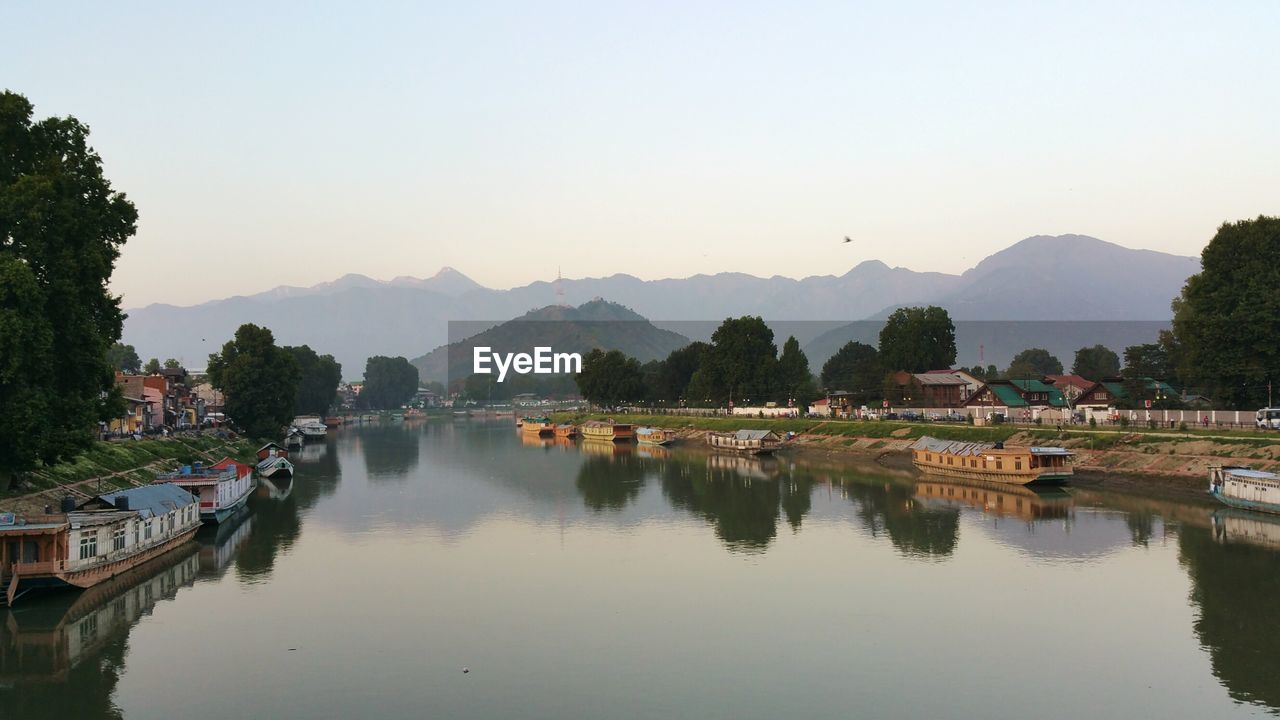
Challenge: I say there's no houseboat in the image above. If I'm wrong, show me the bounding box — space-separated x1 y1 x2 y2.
520 417 556 437
154 460 255 524
909 437 1073 485
254 442 295 480
582 420 635 442
706 429 782 455
555 423 579 438
293 416 328 439
636 427 676 446
284 428 305 450
1209 465 1280 515
1 484 201 606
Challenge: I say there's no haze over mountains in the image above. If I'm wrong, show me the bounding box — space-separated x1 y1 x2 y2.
122 234 1199 377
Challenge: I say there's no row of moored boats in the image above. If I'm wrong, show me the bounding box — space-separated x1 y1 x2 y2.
517 417 785 455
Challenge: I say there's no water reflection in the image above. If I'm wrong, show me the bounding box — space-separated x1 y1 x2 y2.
1181 511 1280 711
0 547 199 717
3 423 1280 717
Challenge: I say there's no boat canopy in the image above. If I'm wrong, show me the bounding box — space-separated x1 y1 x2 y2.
1223 467 1280 480
1029 447 1074 456
733 429 778 441
909 437 993 457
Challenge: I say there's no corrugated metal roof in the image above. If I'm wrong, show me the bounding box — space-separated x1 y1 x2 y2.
1223 467 1279 480
913 373 968 386
88 484 196 519
910 436 995 456
735 429 776 440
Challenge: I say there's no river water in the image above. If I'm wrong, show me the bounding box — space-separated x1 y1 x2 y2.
2 420 1278 719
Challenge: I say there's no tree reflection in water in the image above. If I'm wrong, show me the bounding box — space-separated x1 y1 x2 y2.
1179 513 1280 713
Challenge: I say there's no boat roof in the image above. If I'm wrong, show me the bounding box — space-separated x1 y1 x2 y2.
87 484 196 519
910 436 994 456
1029 447 1074 455
734 429 777 440
1223 467 1280 480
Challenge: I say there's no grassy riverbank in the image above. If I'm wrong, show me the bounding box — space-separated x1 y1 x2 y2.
552 411 1280 480
1 434 258 514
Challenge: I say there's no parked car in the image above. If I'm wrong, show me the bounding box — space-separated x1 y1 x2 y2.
900 411 921 421
882 412 900 421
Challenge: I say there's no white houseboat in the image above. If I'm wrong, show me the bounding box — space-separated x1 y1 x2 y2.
1 484 201 606
1209 465 1280 515
154 460 255 524
293 416 328 440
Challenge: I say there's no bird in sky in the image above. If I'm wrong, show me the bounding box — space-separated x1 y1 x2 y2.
843 236 853 244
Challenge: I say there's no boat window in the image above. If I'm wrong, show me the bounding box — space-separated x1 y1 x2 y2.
995 460 1003 470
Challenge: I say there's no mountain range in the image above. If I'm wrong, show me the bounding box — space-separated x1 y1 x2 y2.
122 234 1200 377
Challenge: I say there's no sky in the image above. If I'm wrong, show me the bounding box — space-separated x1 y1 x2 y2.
4 1 1278 308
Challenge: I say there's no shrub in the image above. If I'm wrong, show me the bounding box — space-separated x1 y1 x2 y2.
1179 421 1187 432
1089 417 1097 428
1119 416 1130 427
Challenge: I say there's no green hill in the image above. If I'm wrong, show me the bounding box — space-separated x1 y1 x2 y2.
410 299 691 383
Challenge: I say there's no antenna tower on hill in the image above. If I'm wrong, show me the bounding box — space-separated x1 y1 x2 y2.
555 267 567 307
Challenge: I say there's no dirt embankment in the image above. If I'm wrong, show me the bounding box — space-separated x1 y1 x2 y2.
672 424 1280 489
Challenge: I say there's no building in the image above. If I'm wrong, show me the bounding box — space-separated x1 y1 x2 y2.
964 379 1066 419
1073 377 1180 411
1044 374 1096 404
887 371 971 408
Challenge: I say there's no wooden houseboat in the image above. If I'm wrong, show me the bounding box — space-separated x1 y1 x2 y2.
706 429 782 455
1209 465 1280 515
154 460 255 524
582 420 635 442
293 416 328 439
1 484 201 606
254 442 295 480
555 423 579 438
909 437 1073 485
284 428 305 450
636 427 676 446
520 417 556 437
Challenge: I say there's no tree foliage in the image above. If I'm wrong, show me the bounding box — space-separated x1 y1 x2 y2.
143 357 161 374
1122 343 1173 379
703 316 778 404
0 91 137 484
575 349 645 407
653 341 710 403
1172 217 1280 407
361 356 419 410
820 341 882 402
878 306 956 373
207 324 299 438
1071 344 1120 379
776 336 817 407
107 342 141 374
286 345 342 416
1005 348 1063 379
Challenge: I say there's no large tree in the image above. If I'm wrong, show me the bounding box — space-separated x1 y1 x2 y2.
1071 344 1120 380
776 336 817 407
361 356 419 410
1122 342 1173 379
1172 217 1280 407
107 342 141 374
207 324 300 438
1005 348 1063 379
0 91 137 487
703 316 778 405
143 357 161 375
575 348 645 407
820 341 882 403
878 306 956 373
286 345 342 416
653 341 710 403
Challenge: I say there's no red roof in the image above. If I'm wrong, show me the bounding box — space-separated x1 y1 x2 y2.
1044 374 1094 388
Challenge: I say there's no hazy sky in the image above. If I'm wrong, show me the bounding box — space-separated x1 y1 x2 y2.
4 1 1278 308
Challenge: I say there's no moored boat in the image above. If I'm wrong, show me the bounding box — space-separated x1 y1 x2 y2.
154 459 255 523
555 423 579 438
636 427 676 446
520 416 555 437
254 442 295 480
706 429 782 455
582 420 635 442
284 428 305 450
1 485 202 606
1209 465 1280 515
293 416 328 439
909 437 1073 485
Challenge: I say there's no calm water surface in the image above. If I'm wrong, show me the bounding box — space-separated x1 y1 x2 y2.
3 421 1279 719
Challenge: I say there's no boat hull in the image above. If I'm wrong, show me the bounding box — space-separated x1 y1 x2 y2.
21 526 200 597
911 461 1069 486
202 485 253 524
1211 489 1280 515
